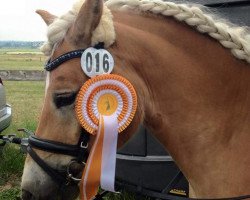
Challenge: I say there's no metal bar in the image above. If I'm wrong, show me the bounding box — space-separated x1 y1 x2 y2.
116 154 174 162
205 1 250 8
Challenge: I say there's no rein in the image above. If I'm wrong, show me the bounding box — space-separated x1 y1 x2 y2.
26 43 250 200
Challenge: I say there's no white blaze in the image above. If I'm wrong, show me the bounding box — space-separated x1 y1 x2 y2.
45 72 50 96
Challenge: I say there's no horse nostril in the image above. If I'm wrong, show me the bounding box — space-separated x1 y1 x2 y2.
22 189 35 200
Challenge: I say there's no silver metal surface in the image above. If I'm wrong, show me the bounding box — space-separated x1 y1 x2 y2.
0 105 12 132
116 154 173 162
0 84 6 110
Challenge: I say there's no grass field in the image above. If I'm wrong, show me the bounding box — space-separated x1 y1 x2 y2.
0 81 44 200
0 48 46 71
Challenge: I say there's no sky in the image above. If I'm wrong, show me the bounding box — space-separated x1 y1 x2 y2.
0 0 76 41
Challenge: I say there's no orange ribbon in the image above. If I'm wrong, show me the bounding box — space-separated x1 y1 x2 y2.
80 116 104 200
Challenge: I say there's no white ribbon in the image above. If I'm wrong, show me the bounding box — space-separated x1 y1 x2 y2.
100 114 119 192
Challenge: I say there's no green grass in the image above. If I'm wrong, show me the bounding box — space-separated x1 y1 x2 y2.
0 187 21 200
0 48 41 53
0 144 25 200
0 48 46 70
2 81 45 134
0 81 45 182
0 81 45 199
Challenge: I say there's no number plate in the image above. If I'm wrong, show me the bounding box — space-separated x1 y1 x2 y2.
81 47 114 78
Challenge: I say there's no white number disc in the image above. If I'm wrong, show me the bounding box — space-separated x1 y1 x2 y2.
81 47 114 78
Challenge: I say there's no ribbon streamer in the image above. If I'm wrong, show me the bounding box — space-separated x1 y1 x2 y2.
75 74 137 200
81 114 118 200
81 116 105 200
101 114 118 192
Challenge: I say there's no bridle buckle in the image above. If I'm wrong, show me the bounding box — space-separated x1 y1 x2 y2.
80 142 88 149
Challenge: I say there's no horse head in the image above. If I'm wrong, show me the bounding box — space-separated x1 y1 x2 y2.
21 0 144 199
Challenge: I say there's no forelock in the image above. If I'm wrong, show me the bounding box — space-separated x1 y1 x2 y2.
41 0 115 56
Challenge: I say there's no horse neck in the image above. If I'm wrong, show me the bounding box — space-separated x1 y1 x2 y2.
111 11 250 197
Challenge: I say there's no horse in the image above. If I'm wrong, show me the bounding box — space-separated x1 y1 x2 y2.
21 0 250 199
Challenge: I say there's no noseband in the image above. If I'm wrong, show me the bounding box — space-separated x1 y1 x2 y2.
27 132 89 188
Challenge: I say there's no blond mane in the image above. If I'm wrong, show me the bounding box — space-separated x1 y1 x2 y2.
41 0 250 63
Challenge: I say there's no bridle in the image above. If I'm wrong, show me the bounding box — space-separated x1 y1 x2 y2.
25 43 105 190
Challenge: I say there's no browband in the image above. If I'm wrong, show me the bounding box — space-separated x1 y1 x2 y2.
45 42 105 72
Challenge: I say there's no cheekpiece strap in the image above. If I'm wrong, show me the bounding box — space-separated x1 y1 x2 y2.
45 42 105 72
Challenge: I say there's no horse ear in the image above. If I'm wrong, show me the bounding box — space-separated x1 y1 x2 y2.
36 10 57 26
69 0 103 46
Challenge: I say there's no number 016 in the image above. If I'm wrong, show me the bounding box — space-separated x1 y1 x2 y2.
81 48 114 77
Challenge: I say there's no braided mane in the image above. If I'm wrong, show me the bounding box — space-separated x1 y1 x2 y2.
42 0 250 63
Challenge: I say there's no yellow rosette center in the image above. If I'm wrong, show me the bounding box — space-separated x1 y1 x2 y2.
97 94 118 116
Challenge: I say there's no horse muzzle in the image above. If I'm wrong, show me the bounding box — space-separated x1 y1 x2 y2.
22 189 57 200
21 129 89 200
21 177 59 200
21 160 80 200
22 185 80 200
22 189 36 200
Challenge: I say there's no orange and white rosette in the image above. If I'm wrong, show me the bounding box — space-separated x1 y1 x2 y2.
75 74 137 200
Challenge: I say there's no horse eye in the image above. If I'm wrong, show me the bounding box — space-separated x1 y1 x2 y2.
53 92 77 108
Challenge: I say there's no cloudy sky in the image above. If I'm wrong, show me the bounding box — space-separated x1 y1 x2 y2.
0 0 76 41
